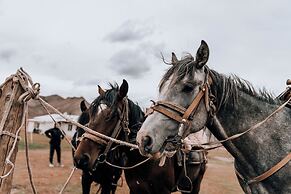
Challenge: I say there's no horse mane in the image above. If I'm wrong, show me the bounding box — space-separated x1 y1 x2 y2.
159 53 278 110
209 70 278 109
90 82 145 130
127 100 145 132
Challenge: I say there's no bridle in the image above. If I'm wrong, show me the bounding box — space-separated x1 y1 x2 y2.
80 97 130 171
146 68 215 150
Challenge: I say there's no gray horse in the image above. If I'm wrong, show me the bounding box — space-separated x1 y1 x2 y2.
137 40 291 194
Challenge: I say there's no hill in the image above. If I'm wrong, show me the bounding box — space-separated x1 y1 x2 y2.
28 94 89 118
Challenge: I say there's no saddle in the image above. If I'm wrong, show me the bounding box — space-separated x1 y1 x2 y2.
277 79 291 108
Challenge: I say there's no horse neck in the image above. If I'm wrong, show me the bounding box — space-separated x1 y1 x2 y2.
122 100 146 163
127 100 144 131
207 80 290 177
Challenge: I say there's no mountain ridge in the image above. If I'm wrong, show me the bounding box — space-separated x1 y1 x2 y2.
28 94 89 118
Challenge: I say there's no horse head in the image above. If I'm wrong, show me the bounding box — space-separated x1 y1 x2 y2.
74 80 129 171
137 40 211 157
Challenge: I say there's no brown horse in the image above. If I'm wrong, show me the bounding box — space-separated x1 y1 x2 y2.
74 80 207 194
72 100 122 194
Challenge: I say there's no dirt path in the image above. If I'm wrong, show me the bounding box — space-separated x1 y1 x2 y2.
11 148 243 194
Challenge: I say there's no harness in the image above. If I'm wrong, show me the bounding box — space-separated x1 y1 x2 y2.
80 98 130 170
146 68 291 193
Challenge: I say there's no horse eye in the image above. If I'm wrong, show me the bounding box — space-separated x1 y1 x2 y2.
182 84 194 93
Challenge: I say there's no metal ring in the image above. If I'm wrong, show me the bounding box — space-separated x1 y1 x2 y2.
97 153 106 163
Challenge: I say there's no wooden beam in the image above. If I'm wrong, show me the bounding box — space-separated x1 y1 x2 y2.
0 73 25 193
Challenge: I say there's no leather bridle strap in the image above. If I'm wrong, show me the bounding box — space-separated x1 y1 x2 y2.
156 101 186 115
150 83 209 125
103 99 128 156
247 153 291 185
152 105 184 123
183 85 208 120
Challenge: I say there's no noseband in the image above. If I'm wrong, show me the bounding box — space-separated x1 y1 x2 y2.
80 97 130 170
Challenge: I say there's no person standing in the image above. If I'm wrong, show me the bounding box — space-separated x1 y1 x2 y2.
45 123 64 167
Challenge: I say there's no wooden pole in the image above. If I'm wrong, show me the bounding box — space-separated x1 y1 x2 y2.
0 73 25 193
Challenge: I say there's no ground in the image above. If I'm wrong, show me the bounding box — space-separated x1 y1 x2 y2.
10 133 243 194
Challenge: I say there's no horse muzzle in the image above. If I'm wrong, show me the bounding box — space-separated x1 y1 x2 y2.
74 153 91 171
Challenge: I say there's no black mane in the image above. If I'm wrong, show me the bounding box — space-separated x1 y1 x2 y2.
90 83 144 131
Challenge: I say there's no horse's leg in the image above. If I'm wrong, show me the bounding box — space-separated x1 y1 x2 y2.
111 170 122 194
100 182 112 194
111 185 118 194
82 172 93 194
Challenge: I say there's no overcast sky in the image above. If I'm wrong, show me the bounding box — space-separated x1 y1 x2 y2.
1 0 290 108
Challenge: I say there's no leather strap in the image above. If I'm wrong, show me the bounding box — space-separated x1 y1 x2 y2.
248 153 291 184
152 106 183 123
103 99 128 155
156 101 186 115
183 85 207 120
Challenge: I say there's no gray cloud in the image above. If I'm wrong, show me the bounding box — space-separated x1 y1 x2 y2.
0 49 17 62
105 20 154 43
109 41 165 78
109 49 151 78
73 78 103 87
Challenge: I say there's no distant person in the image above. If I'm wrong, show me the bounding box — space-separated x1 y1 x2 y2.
45 123 64 167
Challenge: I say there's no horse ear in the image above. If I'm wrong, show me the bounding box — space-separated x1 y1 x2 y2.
171 52 178 64
80 100 87 112
195 40 209 68
98 85 105 97
118 79 129 100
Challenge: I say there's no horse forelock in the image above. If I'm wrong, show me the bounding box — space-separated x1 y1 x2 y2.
90 83 119 117
159 54 195 92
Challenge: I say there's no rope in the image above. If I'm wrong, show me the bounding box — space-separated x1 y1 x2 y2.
0 69 143 194
37 98 139 150
58 167 77 194
0 101 25 179
24 103 37 194
105 157 150 170
188 96 291 150
38 99 76 151
0 131 21 140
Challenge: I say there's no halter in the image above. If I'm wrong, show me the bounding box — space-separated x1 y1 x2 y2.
146 68 215 148
80 97 130 170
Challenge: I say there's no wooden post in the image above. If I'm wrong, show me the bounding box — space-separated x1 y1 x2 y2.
0 73 26 193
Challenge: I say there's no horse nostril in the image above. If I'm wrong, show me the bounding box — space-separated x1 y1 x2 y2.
75 153 90 169
143 135 153 153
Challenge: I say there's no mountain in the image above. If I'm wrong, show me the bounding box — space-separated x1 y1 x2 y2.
28 94 89 118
